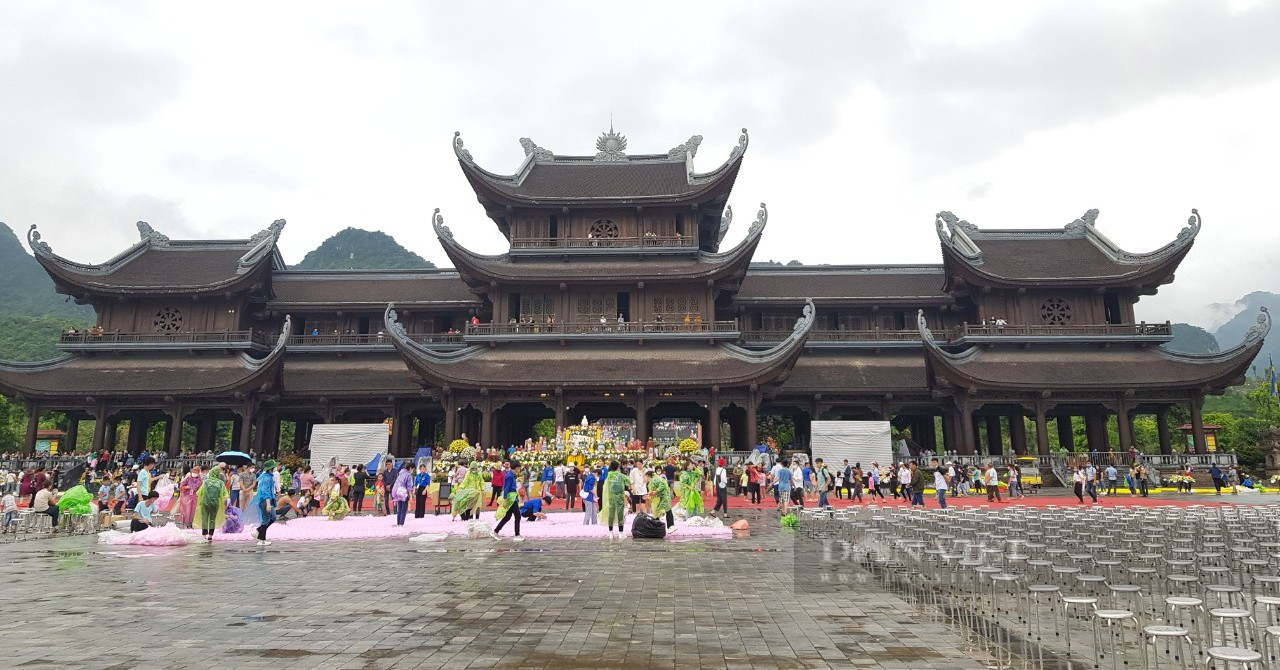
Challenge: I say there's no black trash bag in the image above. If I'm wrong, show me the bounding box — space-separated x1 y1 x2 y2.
631 512 666 539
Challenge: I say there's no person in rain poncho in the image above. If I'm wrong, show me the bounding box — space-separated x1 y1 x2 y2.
322 473 350 520
56 484 95 518
450 461 485 521
239 460 278 546
603 460 631 539
391 462 412 526
647 470 674 528
197 463 229 542
153 473 177 513
177 465 202 528
677 461 704 517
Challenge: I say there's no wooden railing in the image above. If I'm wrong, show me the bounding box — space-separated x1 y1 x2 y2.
59 330 275 346
954 322 1172 338
467 320 740 336
511 235 697 249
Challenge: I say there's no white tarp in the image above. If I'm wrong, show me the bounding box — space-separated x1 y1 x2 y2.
810 421 893 468
308 424 390 482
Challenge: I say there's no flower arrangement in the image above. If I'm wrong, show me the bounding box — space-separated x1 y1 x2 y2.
663 445 681 459
1165 474 1194 484
447 438 470 453
677 438 699 454
458 446 477 462
1269 475 1280 485
780 513 799 528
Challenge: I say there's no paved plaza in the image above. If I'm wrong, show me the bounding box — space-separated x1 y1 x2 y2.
0 508 996 670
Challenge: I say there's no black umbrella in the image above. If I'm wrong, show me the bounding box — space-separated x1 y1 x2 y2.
215 451 253 467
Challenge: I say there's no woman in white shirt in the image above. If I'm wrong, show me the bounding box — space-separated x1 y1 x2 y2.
1072 467 1085 504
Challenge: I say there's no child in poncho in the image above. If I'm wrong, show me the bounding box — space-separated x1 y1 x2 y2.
323 474 350 520
678 463 704 517
450 461 485 522
196 463 229 542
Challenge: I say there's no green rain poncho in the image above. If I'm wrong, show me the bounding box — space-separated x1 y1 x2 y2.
57 485 94 516
197 465 230 531
648 476 672 516
678 469 704 516
450 461 485 519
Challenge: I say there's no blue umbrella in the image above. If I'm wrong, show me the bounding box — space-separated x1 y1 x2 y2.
216 451 253 466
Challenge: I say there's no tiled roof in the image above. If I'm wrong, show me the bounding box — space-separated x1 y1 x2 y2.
282 354 419 395
738 267 949 302
783 352 928 392
270 272 479 306
0 352 279 397
960 237 1178 281
482 161 704 200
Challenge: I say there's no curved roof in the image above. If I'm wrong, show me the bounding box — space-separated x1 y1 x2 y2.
27 220 285 299
383 299 815 391
269 270 480 308
453 129 747 207
916 307 1269 392
935 209 1199 290
0 316 292 399
433 204 767 289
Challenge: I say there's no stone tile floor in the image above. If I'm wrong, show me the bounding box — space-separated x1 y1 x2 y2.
0 510 995 670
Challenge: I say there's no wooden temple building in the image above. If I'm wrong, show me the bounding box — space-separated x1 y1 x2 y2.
0 127 1270 458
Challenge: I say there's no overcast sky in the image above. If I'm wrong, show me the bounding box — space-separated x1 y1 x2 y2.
2 0 1278 331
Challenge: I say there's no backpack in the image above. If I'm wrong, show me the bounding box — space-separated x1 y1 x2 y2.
608 473 626 497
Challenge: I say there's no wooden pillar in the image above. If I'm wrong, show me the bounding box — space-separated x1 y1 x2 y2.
745 386 758 452
957 401 975 455
23 402 40 456
1115 400 1134 452
479 397 494 448
984 415 1003 455
65 414 81 452
390 403 407 457
1156 407 1173 455
235 410 251 453
1034 404 1051 456
1008 411 1027 455
105 419 120 452
196 417 217 452
291 419 308 453
1084 412 1106 453
707 388 721 451
166 404 184 457
940 411 956 454
1189 392 1207 455
443 390 456 442
91 405 110 453
1056 414 1075 452
553 388 565 435
635 389 648 444
126 418 149 455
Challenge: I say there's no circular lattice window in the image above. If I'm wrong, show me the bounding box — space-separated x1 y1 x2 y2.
588 219 619 239
1039 298 1072 325
153 307 184 332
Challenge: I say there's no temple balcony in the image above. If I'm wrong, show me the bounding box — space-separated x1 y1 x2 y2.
509 234 699 257
57 330 278 353
949 321 1173 345
743 322 1174 348
286 332 465 352
464 320 740 343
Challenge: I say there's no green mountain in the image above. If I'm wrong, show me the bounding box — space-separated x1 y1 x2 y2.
1164 323 1220 354
1211 291 1279 374
292 228 435 270
0 223 94 361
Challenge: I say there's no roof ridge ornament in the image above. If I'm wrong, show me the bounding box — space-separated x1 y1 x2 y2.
748 203 768 236
136 221 170 247
519 137 554 162
1064 209 1100 235
453 131 473 164
249 219 286 245
1244 306 1271 343
730 128 749 160
593 125 628 162
433 208 453 241
793 298 815 334
935 211 983 262
667 135 703 160
26 224 51 255
917 308 935 343
717 205 733 245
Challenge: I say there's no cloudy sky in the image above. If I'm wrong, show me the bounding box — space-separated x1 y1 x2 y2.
2 0 1278 330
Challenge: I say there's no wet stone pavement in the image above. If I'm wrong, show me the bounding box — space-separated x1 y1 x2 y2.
0 510 993 670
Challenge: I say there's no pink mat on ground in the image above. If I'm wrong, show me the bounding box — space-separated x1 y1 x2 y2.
197 511 732 543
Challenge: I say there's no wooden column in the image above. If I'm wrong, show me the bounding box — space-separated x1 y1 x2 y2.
390 403 407 457
291 420 308 453
166 404 184 456
635 389 648 444
126 418 149 455
91 405 110 453
1056 415 1075 452
443 390 456 442
23 402 40 456
1156 407 1173 455
105 419 120 451
707 388 721 451
1008 411 1027 455
957 401 975 455
1189 392 1207 455
554 388 565 435
1034 404 1051 456
479 396 494 448
745 386 758 452
1115 399 1134 452
235 409 251 453
984 415 1003 456
196 417 217 452
65 414 80 452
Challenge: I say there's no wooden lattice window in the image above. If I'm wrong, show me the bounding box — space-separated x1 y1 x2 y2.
1040 298 1073 325
153 307 183 333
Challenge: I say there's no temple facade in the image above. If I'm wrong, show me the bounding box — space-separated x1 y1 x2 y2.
1 127 1270 458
